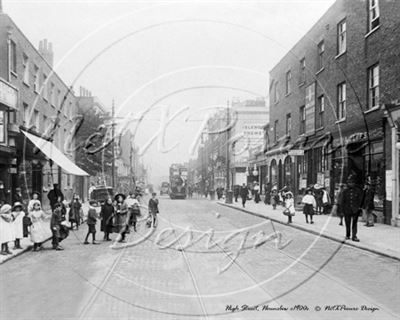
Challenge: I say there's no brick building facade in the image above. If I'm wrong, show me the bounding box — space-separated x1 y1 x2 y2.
0 12 80 208
265 0 400 224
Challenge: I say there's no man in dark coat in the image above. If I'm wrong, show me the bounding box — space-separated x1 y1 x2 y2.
47 184 64 211
240 183 249 208
233 185 240 202
338 175 364 242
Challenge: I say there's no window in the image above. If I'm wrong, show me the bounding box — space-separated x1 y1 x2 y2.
299 106 305 134
286 113 292 137
23 103 30 127
299 58 306 84
50 83 55 106
368 64 379 109
0 111 5 143
337 20 346 55
57 89 62 108
42 74 48 101
317 41 325 70
33 65 40 93
285 70 292 95
274 120 279 142
22 53 29 84
10 40 17 74
317 95 325 128
368 0 380 31
273 81 279 103
8 110 17 124
337 82 346 120
364 141 384 209
33 110 39 131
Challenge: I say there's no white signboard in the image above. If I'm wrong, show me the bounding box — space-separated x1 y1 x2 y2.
386 170 393 201
289 149 305 156
0 78 18 109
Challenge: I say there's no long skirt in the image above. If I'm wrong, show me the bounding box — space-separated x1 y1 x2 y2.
13 214 24 239
31 221 48 243
0 219 14 244
303 204 314 216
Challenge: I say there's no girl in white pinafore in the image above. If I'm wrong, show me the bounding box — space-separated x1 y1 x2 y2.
0 204 14 255
30 201 48 251
11 202 24 249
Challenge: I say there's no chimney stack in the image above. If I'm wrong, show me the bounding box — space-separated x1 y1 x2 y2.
38 39 54 67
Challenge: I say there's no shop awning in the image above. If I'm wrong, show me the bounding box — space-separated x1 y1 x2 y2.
22 130 89 176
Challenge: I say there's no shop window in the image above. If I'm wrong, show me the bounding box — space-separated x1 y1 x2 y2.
364 141 384 209
0 111 5 143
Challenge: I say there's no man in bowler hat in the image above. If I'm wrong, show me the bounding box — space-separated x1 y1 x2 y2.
338 175 364 242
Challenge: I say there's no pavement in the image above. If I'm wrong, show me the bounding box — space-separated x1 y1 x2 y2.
217 199 400 261
0 204 90 265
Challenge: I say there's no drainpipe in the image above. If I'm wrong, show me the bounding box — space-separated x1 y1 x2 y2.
392 127 399 226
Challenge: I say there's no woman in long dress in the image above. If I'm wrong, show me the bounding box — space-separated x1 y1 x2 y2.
11 202 24 249
0 204 14 255
30 202 48 251
114 194 128 243
100 197 114 241
69 194 82 230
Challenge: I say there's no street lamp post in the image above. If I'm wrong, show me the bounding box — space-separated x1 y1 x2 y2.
225 100 233 203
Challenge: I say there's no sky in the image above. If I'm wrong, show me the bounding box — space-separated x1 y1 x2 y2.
3 0 335 184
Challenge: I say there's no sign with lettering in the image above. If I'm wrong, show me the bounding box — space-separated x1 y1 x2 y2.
288 149 304 156
0 78 18 109
305 83 316 135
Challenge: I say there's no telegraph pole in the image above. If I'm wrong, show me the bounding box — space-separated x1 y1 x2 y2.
111 99 115 188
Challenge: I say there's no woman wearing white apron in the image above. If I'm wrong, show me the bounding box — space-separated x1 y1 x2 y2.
0 204 14 255
11 202 24 249
30 201 48 251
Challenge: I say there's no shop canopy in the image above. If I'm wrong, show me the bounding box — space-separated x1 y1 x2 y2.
22 130 89 176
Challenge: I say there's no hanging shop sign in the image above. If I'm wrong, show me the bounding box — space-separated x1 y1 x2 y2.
305 82 316 136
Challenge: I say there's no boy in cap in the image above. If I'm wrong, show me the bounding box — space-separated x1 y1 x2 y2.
50 202 64 250
84 200 100 245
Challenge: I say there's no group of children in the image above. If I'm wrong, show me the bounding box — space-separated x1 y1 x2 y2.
273 187 319 225
0 192 51 255
82 192 160 245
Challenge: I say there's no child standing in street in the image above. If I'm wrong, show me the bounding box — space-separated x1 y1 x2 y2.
301 189 316 224
11 202 24 249
30 202 47 251
148 193 159 228
0 204 14 255
284 192 295 224
84 200 100 245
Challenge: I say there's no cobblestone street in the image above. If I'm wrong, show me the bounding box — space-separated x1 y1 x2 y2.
1 198 399 320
